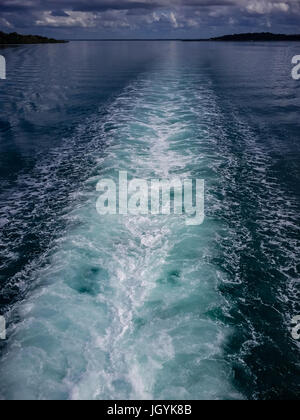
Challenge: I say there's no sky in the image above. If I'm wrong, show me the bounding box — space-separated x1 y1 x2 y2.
0 0 300 39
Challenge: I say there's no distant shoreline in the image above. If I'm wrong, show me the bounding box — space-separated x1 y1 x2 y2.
69 32 300 42
185 32 300 42
1 31 300 44
0 31 68 45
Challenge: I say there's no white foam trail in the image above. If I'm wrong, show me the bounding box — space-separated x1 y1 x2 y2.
0 65 241 400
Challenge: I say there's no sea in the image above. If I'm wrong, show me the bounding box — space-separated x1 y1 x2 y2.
0 40 299 400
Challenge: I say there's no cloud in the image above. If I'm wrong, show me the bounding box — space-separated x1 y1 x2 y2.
169 12 180 28
0 0 300 37
0 17 13 28
51 11 71 17
36 11 97 27
246 1 290 14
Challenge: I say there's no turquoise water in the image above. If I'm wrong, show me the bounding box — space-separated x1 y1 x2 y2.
0 41 299 400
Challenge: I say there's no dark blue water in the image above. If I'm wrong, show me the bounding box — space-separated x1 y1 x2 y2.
0 41 299 400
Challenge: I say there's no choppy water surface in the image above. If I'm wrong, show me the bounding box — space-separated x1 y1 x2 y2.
0 41 299 400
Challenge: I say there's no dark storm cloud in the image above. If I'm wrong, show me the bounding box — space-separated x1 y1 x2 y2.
0 0 299 37
71 1 161 12
0 0 235 12
51 11 71 17
71 0 237 11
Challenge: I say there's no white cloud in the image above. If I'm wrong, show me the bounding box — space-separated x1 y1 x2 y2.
246 1 290 15
186 18 199 27
169 12 179 28
0 17 13 28
36 11 97 27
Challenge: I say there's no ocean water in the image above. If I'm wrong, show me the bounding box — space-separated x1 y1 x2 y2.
0 41 299 400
